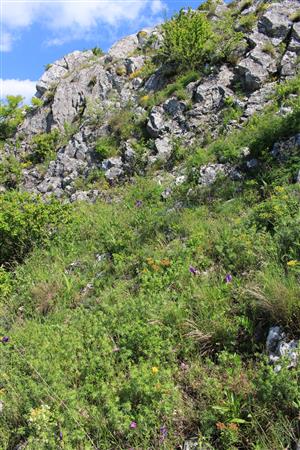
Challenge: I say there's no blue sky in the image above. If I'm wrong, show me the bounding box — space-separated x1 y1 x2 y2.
1 0 205 102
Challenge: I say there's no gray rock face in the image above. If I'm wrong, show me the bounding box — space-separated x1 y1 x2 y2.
271 134 300 161
36 50 94 95
70 189 100 203
236 57 269 92
258 7 291 39
154 136 172 161
108 34 139 59
9 0 299 201
102 157 124 182
290 22 300 49
147 107 166 138
198 164 226 186
266 326 299 372
194 83 230 112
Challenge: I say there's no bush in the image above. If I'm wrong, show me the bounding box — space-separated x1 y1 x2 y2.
0 191 71 265
29 130 60 163
108 109 147 142
92 46 104 56
94 136 118 161
0 95 25 141
31 97 44 108
160 8 215 70
0 155 23 189
0 267 12 299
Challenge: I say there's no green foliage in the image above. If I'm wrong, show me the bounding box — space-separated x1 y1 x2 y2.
31 97 44 108
0 95 25 141
92 46 104 56
275 74 300 103
236 12 257 32
108 108 147 142
247 265 300 332
0 46 300 450
212 11 245 64
160 8 215 70
262 41 276 57
94 136 118 161
0 191 71 265
0 267 12 299
140 70 199 108
29 129 60 163
0 155 23 189
209 96 300 162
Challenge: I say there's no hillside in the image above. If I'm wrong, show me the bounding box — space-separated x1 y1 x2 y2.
0 0 300 448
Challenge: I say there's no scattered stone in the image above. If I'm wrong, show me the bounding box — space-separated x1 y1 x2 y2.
65 261 82 273
95 253 109 262
246 158 258 170
266 326 299 372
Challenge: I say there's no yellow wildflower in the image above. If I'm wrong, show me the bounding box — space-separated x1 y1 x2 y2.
287 260 298 267
152 366 159 375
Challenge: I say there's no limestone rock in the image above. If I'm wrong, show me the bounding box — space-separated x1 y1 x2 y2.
108 34 139 59
258 8 291 39
36 50 93 95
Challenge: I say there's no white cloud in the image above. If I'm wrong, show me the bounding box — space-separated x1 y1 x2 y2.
0 31 13 52
151 0 165 14
0 79 37 103
2 0 168 51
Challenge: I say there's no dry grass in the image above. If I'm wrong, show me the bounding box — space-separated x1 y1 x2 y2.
30 281 60 315
246 271 300 333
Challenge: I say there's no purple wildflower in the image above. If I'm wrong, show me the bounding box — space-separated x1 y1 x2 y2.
160 425 168 442
135 200 143 208
225 273 232 284
1 336 9 344
130 421 137 429
189 266 199 276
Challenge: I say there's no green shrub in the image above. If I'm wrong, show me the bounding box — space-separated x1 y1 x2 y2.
160 8 215 70
94 136 118 161
209 95 300 162
29 129 60 163
0 191 71 265
108 109 147 142
0 267 12 299
0 155 23 189
212 11 244 63
31 97 44 108
0 95 25 141
92 46 104 56
140 71 199 109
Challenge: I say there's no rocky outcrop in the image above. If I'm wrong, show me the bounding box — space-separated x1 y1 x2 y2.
3 0 299 201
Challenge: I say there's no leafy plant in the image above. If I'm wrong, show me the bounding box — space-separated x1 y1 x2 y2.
0 95 25 141
92 46 104 56
94 136 119 161
29 129 60 163
0 191 71 265
160 8 215 70
0 155 23 189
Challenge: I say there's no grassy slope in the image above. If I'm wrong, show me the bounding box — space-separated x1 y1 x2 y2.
0 35 300 450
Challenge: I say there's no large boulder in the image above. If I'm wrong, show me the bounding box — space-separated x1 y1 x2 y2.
108 34 139 59
258 6 292 39
36 50 94 95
